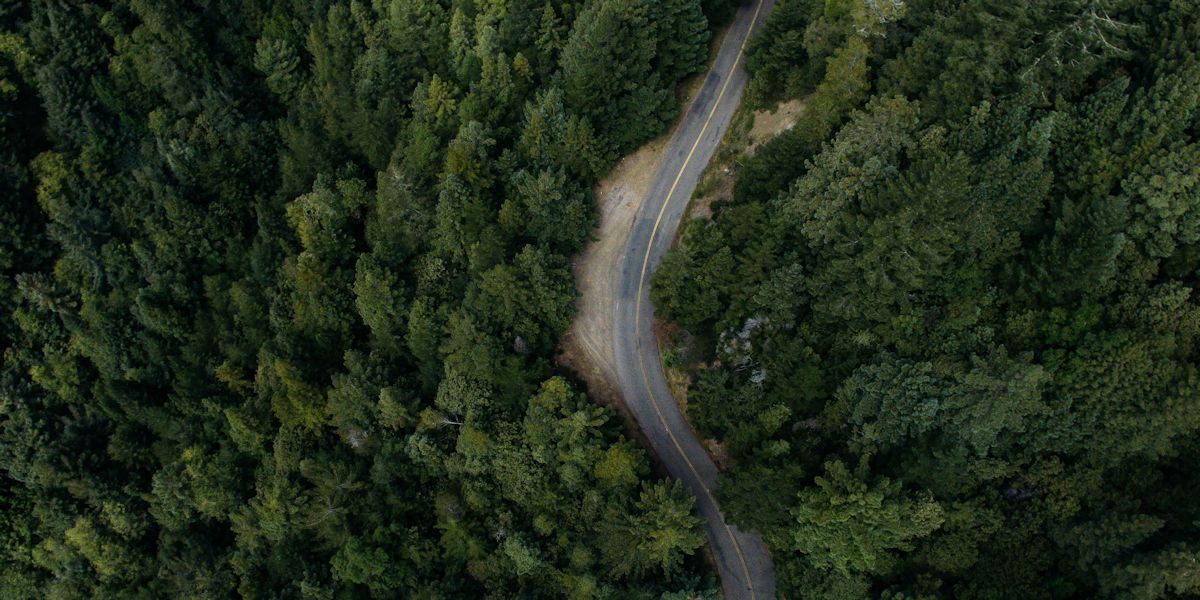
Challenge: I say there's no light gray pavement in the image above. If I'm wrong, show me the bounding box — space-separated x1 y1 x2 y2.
611 1 777 597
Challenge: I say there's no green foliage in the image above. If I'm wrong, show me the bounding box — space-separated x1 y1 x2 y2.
600 480 707 579
501 168 594 254
734 31 873 204
560 0 710 157
0 1 720 597
655 0 1200 597
789 461 943 575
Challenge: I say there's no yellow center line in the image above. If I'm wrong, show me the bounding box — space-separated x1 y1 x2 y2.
632 0 766 597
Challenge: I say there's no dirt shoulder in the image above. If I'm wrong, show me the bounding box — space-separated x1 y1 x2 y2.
557 25 736 426
559 136 667 416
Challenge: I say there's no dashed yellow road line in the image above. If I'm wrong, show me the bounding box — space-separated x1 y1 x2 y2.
632 0 766 597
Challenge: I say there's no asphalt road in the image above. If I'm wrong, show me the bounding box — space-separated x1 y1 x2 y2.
611 1 776 597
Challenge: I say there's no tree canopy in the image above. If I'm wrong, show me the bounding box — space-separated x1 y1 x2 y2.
654 0 1200 597
0 0 724 597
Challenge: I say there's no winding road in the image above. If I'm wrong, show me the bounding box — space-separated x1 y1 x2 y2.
612 0 776 597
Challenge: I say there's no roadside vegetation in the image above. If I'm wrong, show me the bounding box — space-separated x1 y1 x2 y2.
0 1 745 597
654 0 1200 597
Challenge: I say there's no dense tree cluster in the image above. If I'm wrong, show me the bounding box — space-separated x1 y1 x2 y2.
0 0 730 597
655 0 1200 597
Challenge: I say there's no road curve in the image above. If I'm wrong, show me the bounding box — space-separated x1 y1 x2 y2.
612 1 776 598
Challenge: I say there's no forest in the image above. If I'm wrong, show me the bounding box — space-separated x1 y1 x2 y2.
653 0 1200 598
0 0 744 597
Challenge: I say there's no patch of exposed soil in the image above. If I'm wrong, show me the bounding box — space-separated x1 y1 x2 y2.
747 98 807 154
687 97 809 222
704 438 732 470
558 136 670 421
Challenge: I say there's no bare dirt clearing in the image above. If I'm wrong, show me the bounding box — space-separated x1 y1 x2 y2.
557 127 688 495
559 136 669 414
748 98 806 153
687 97 808 221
